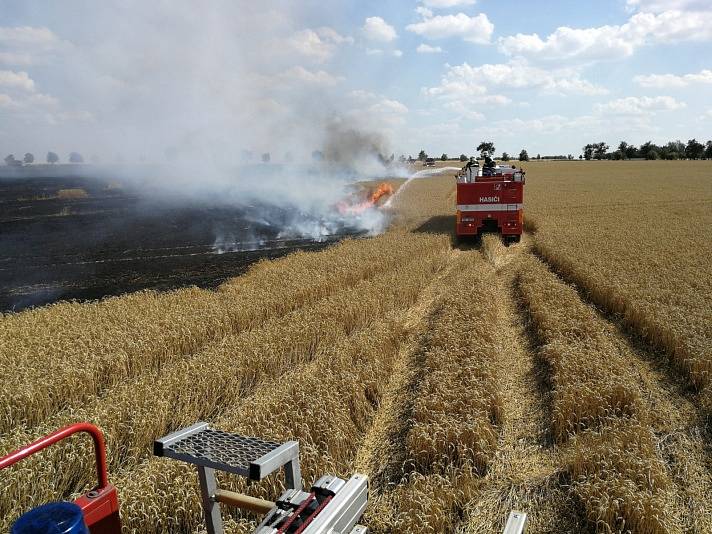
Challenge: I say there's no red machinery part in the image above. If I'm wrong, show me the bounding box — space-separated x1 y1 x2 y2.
455 167 524 239
0 423 121 534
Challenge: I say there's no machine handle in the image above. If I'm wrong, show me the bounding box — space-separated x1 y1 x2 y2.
0 422 109 490
213 489 275 514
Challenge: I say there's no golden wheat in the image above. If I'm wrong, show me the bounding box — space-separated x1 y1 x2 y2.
0 231 440 434
0 234 448 527
516 253 673 533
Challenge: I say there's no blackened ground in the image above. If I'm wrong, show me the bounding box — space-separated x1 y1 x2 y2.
0 175 354 312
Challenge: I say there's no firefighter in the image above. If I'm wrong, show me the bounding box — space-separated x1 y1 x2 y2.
483 154 496 176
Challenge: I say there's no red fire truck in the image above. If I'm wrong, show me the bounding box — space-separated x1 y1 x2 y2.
455 159 525 243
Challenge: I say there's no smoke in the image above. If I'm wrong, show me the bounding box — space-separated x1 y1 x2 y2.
2 1 406 245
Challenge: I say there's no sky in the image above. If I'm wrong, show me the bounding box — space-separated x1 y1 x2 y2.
0 0 711 161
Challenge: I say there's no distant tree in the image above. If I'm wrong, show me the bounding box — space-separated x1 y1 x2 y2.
311 150 323 162
417 150 427 161
647 149 660 160
407 155 415 163
476 141 495 158
536 153 541 160
440 153 448 161
261 152 271 163
47 151 59 164
4 154 17 166
618 141 630 160
241 149 254 162
579 154 583 160
501 152 510 161
23 152 34 164
685 138 705 160
593 142 608 160
68 152 84 163
398 154 406 163
625 144 638 159
582 144 594 160
662 140 685 160
519 149 529 161
638 141 658 160
459 154 468 162
705 141 712 159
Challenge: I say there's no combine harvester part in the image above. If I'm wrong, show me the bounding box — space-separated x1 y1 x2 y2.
455 158 525 244
154 422 368 534
3 421 526 533
503 510 528 534
0 423 121 533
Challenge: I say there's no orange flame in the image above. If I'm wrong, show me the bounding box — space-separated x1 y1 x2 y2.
337 182 394 215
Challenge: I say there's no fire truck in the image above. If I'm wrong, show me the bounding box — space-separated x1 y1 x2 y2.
455 158 525 243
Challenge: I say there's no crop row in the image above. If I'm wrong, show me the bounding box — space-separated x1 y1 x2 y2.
0 231 444 434
116 306 411 531
0 236 448 528
517 255 672 533
368 253 503 533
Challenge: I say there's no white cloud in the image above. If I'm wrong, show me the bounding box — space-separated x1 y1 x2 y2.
407 13 494 44
0 70 35 92
347 90 409 128
634 68 712 87
626 0 712 13
289 27 352 62
422 0 478 7
0 93 17 108
0 52 34 66
417 43 443 53
283 66 344 86
415 7 434 19
499 10 712 63
362 17 398 42
0 26 57 46
595 95 686 114
366 48 383 55
425 60 607 100
392 49 403 57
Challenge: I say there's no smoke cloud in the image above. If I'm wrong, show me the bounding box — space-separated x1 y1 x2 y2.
1 1 410 242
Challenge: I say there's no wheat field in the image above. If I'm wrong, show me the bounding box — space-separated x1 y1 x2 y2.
1 161 710 533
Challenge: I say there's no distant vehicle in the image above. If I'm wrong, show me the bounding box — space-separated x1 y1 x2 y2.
423 157 436 167
455 158 525 244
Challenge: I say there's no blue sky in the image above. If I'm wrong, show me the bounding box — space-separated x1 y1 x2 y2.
1 0 711 161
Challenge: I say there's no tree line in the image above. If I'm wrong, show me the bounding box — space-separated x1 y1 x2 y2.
4 152 85 166
581 139 712 160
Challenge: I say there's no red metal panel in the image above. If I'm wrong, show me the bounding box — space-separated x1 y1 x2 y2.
0 423 122 534
455 174 524 237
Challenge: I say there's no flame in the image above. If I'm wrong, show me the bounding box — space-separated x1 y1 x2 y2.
337 182 394 215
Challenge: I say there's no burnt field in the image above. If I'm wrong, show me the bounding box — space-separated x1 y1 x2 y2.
0 174 354 312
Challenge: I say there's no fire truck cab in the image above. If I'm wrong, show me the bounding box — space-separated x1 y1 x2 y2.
455 160 524 243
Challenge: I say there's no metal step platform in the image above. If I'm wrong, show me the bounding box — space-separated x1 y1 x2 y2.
154 422 301 486
155 422 368 534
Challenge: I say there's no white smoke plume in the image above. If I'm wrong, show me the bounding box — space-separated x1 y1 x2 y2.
1 1 407 244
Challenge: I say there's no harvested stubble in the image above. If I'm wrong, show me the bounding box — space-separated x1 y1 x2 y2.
517 255 641 442
0 237 448 528
516 254 673 533
368 253 503 533
0 231 437 435
116 308 410 532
